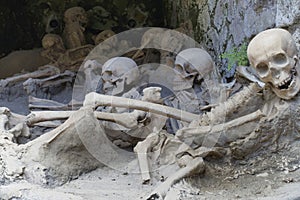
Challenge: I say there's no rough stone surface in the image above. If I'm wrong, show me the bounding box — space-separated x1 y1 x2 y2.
165 0 300 80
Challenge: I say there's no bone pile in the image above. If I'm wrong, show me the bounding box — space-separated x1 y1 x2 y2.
1 24 300 200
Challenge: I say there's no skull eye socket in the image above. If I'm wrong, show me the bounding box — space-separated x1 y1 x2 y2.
174 64 184 74
102 71 113 82
273 53 287 65
256 63 269 77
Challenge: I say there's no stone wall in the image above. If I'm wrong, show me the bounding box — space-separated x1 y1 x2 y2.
165 0 300 81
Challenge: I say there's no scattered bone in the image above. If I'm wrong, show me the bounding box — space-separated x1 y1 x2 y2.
62 7 87 49
23 70 75 98
28 96 70 111
0 65 60 88
198 82 263 126
147 157 205 199
26 111 74 126
0 107 30 142
176 110 264 145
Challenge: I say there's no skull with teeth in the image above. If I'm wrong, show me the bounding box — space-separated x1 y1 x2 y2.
173 48 215 113
247 28 300 100
174 48 214 90
101 57 139 95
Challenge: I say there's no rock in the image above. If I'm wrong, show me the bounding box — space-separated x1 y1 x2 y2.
164 0 300 80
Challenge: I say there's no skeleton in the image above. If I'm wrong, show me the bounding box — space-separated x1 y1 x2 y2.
82 86 266 199
172 48 217 114
117 29 300 198
41 34 66 63
2 28 300 199
62 7 87 49
41 33 93 70
0 86 167 185
131 28 165 64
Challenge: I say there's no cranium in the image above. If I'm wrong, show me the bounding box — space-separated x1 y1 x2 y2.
247 28 300 100
101 57 139 95
174 48 214 90
42 34 65 51
141 28 165 49
64 7 87 25
94 30 116 46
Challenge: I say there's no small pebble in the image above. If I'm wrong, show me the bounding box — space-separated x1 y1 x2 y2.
256 172 269 177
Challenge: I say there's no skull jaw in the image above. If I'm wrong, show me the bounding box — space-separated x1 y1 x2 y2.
270 68 300 100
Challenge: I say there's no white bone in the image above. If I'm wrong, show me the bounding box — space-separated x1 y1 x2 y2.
0 65 60 87
134 132 160 183
29 96 69 110
248 28 300 99
176 110 264 140
236 66 265 88
26 110 145 129
83 92 200 123
147 157 205 199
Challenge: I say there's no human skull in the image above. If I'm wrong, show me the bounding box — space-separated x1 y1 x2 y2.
42 34 65 51
101 57 139 95
247 28 300 100
141 28 165 49
94 30 117 46
161 30 184 54
173 48 214 90
64 7 87 26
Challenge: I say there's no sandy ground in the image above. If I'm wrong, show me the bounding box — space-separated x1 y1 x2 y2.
1 157 300 200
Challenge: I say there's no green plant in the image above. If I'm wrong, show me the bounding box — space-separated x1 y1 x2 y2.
221 43 249 70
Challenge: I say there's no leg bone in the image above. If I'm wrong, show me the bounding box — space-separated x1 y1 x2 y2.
147 157 205 199
134 132 160 183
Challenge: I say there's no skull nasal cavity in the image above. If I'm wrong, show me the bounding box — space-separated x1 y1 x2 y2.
271 68 281 78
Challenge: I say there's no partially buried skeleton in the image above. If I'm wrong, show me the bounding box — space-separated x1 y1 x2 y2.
1 28 300 199
100 28 300 199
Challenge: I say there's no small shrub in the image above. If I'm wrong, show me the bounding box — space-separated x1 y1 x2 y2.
221 43 249 70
